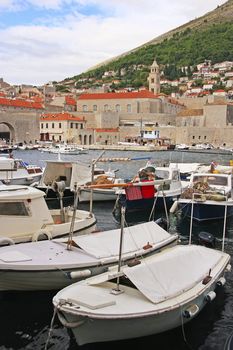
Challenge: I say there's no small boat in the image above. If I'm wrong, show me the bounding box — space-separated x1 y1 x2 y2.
0 220 178 291
0 156 43 185
52 243 231 346
0 184 96 245
112 165 182 223
35 159 119 208
47 144 88 155
176 172 233 221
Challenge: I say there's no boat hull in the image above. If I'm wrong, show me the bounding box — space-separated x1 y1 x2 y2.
57 281 222 346
178 200 233 221
0 238 177 291
78 188 117 202
38 188 75 209
113 193 179 223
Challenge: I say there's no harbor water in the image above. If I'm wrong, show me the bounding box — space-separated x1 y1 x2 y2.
1 148 233 350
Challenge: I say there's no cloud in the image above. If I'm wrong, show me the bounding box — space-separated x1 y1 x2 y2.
0 0 227 85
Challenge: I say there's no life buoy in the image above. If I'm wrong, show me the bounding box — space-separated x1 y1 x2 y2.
32 229 52 242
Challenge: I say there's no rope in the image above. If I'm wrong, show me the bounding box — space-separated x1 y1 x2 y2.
180 307 194 350
44 306 57 350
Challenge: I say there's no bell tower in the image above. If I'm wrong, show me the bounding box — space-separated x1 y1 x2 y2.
148 58 160 94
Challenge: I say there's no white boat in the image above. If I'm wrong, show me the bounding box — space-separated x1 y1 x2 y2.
0 156 43 185
176 172 233 221
0 220 178 291
0 184 96 245
52 243 230 346
35 159 119 208
40 143 88 155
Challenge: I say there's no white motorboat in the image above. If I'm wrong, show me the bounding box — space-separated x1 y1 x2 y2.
176 172 233 221
0 184 96 245
47 144 88 155
0 220 178 291
53 243 230 346
34 159 119 208
0 156 43 185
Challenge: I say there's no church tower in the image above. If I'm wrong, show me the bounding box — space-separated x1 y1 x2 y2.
148 58 160 94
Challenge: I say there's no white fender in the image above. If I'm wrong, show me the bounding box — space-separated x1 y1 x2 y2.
32 229 52 242
169 200 178 213
0 236 15 246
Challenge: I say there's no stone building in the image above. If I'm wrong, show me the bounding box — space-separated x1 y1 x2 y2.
148 58 160 94
40 112 86 143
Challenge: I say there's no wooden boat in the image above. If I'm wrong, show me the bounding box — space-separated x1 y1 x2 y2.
53 244 230 346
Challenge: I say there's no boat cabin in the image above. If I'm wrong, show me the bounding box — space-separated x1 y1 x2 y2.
0 185 54 239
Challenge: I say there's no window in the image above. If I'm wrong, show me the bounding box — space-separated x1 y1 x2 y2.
193 136 195 139
59 123 61 128
83 105 88 112
127 104 132 113
0 202 29 216
116 104 120 112
93 105 97 112
59 135 61 141
151 78 154 83
46 123 48 128
52 123 54 129
104 104 108 112
76 123 78 129
41 123 43 129
80 124 83 129
70 123 73 128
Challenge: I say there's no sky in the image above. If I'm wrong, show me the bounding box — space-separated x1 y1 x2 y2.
0 0 227 86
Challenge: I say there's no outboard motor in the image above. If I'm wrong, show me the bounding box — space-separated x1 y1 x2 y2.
198 231 216 248
155 217 168 231
51 180 66 222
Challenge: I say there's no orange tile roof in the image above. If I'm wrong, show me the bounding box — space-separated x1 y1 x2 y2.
78 90 159 100
40 112 84 121
0 97 43 109
95 128 119 132
65 95 76 105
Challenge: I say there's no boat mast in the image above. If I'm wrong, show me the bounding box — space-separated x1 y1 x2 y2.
111 206 125 295
89 150 105 214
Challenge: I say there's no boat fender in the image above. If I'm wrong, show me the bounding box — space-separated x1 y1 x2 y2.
205 291 216 302
183 304 199 319
66 269 92 280
217 277 226 287
155 217 168 231
169 200 178 213
226 264 232 272
32 229 52 242
0 236 15 246
57 310 85 328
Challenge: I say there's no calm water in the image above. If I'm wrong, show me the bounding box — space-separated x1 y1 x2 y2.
1 149 233 350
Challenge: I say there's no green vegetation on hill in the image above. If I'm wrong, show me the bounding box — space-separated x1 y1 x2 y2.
60 1 233 91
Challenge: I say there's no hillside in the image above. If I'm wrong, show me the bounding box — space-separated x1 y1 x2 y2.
58 0 233 91
88 0 233 69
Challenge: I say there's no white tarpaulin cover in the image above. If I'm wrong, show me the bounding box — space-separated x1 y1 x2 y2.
124 245 224 304
73 221 174 259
